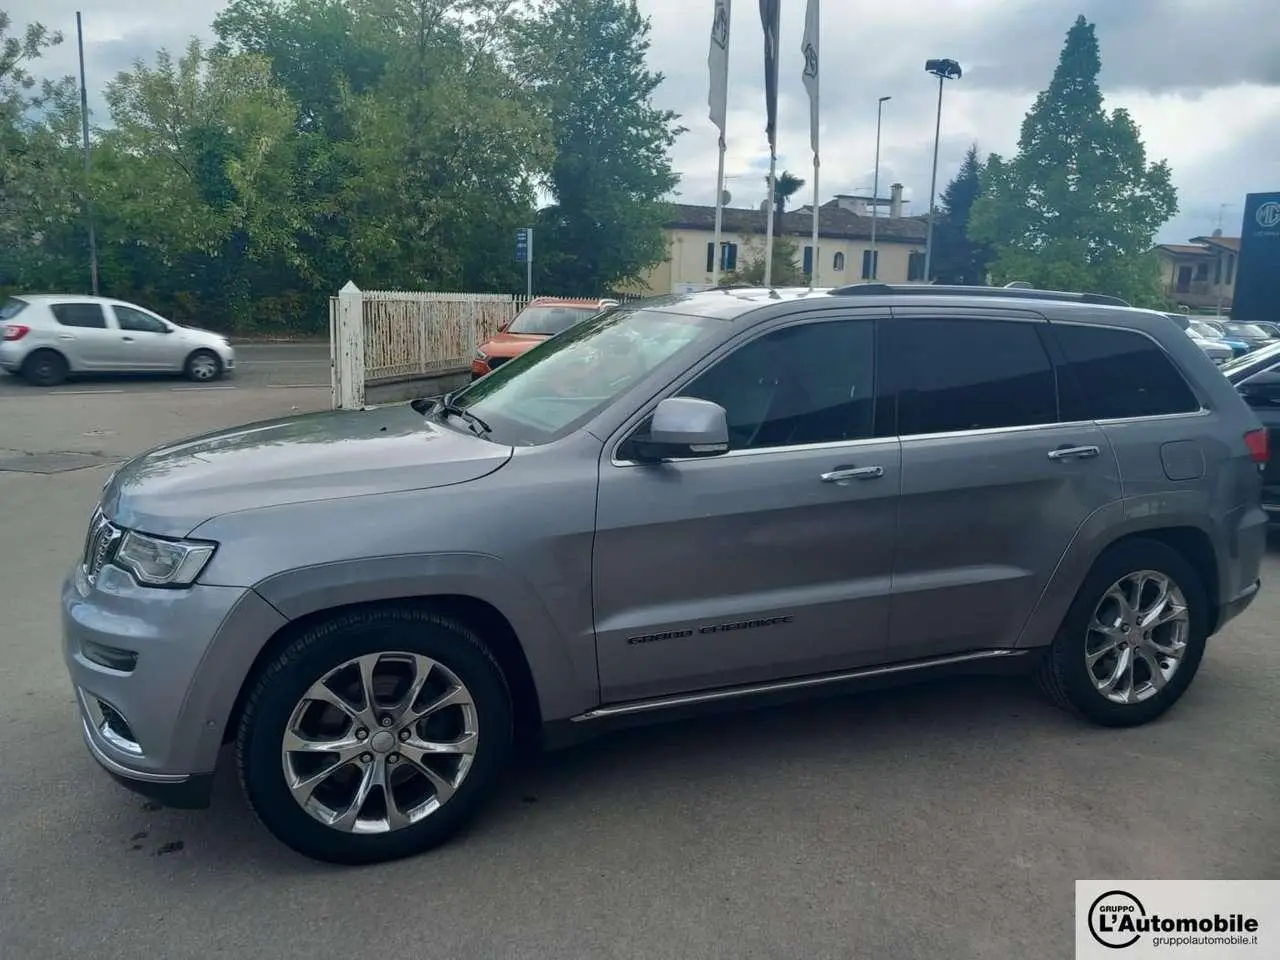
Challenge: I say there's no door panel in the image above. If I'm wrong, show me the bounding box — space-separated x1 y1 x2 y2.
891 424 1119 659
880 312 1122 659
594 440 901 702
111 305 181 370
47 302 115 369
593 312 900 703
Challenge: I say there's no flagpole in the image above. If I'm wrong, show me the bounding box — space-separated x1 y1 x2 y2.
712 136 727 286
809 156 818 291
763 154 777 287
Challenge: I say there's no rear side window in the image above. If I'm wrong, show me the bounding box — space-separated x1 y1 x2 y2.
1053 323 1199 420
50 302 108 329
0 298 27 321
879 317 1058 436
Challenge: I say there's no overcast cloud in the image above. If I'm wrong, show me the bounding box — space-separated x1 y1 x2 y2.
11 0 1280 243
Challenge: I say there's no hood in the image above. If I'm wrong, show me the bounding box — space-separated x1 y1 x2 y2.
481 330 547 358
102 404 512 536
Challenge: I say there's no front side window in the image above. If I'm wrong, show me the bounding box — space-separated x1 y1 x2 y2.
880 317 1058 436
114 305 169 333
1053 323 1199 420
453 307 722 445
50 302 107 329
677 319 876 451
507 305 600 337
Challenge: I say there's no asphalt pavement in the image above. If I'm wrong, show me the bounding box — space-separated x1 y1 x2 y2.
0 341 332 397
0 379 1277 960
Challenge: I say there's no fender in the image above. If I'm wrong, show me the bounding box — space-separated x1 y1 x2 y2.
1015 492 1222 649
252 551 600 723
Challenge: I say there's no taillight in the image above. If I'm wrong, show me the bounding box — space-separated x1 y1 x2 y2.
1245 428 1269 464
2 324 29 341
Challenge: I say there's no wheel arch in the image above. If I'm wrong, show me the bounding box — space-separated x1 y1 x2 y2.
21 346 71 377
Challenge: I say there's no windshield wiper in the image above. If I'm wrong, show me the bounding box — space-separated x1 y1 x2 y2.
429 390 492 436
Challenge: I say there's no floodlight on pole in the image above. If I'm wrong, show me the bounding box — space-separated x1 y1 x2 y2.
922 58 962 284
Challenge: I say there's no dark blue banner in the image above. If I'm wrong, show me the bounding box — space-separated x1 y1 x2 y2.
1233 193 1280 324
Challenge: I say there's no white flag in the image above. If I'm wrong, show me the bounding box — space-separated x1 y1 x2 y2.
801 0 819 154
708 0 731 137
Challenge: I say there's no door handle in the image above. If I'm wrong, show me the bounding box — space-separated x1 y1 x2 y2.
57 334 75 341
121 336 134 342
1047 445 1101 461
820 465 884 483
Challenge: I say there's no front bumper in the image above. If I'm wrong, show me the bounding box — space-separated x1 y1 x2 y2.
63 562 287 806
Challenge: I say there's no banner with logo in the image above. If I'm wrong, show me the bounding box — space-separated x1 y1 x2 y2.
758 0 780 154
1233 191 1280 325
708 0 731 138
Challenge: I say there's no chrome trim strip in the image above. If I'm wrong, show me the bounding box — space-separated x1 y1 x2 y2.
611 433 894 468
570 649 1025 722
80 716 190 784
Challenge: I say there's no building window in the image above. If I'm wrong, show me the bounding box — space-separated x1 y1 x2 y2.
803 245 814 277
861 249 879 280
833 252 845 271
705 241 739 273
907 252 927 282
1214 257 1222 284
1226 255 1235 285
1194 262 1209 281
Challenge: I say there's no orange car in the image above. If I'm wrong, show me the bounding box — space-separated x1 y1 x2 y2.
471 297 617 380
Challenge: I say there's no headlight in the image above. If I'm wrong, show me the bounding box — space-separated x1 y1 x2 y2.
474 347 488 361
114 531 217 587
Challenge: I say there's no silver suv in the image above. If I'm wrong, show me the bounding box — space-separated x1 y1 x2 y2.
61 284 1267 864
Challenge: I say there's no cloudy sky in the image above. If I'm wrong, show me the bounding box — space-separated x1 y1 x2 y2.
12 0 1280 244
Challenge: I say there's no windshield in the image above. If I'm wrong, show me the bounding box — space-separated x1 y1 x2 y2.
1223 323 1270 338
1191 322 1224 339
448 306 722 445
508 304 600 336
1222 340 1280 377
0 298 28 321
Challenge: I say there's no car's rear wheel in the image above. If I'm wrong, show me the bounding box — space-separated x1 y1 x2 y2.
21 349 69 387
1037 538 1208 727
237 606 514 865
184 350 222 382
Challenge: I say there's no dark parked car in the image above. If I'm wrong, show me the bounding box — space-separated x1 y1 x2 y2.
1223 341 1280 522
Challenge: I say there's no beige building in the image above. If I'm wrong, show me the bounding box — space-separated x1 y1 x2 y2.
626 185 930 295
1154 231 1240 311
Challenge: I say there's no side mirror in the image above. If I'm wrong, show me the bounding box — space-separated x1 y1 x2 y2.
498 322 510 333
632 397 730 461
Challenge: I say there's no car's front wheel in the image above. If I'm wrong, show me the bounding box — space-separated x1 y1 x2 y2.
237 605 514 865
184 350 223 382
1037 538 1208 727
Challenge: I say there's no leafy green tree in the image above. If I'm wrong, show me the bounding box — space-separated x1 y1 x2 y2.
512 0 683 294
0 15 84 289
721 229 805 287
931 145 992 285
968 15 1177 306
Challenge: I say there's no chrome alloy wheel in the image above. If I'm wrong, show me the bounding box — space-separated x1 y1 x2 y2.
1084 570 1190 705
281 652 479 834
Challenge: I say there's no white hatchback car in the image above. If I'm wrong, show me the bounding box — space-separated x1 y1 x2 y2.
0 295 236 386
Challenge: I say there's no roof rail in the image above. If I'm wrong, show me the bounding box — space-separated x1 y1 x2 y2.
828 282 1130 308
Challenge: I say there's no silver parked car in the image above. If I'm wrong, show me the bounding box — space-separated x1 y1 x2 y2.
62 284 1266 864
1165 313 1234 364
0 295 236 386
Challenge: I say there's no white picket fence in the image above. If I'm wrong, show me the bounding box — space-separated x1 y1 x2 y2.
329 282 633 409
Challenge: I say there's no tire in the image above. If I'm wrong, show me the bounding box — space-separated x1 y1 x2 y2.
1036 538 1209 727
21 350 69 387
237 605 514 865
184 349 222 382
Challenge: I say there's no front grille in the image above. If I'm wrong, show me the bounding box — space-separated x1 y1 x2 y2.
82 509 122 583
488 355 511 371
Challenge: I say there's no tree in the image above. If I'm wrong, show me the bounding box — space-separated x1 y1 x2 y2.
720 229 805 287
930 145 992 285
512 0 683 294
968 15 1177 306
768 170 804 222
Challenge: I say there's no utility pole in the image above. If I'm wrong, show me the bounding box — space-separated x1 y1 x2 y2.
76 12 100 296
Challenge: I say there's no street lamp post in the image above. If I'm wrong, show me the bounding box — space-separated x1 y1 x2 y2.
869 95 890 281
923 58 962 284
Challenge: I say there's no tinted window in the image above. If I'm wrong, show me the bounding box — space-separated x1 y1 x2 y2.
0 298 27 321
50 302 107 329
507 305 597 336
879 318 1057 436
114 305 169 333
678 320 876 450
1053 323 1199 420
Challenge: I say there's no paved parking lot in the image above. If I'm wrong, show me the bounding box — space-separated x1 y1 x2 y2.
1 380 1276 960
